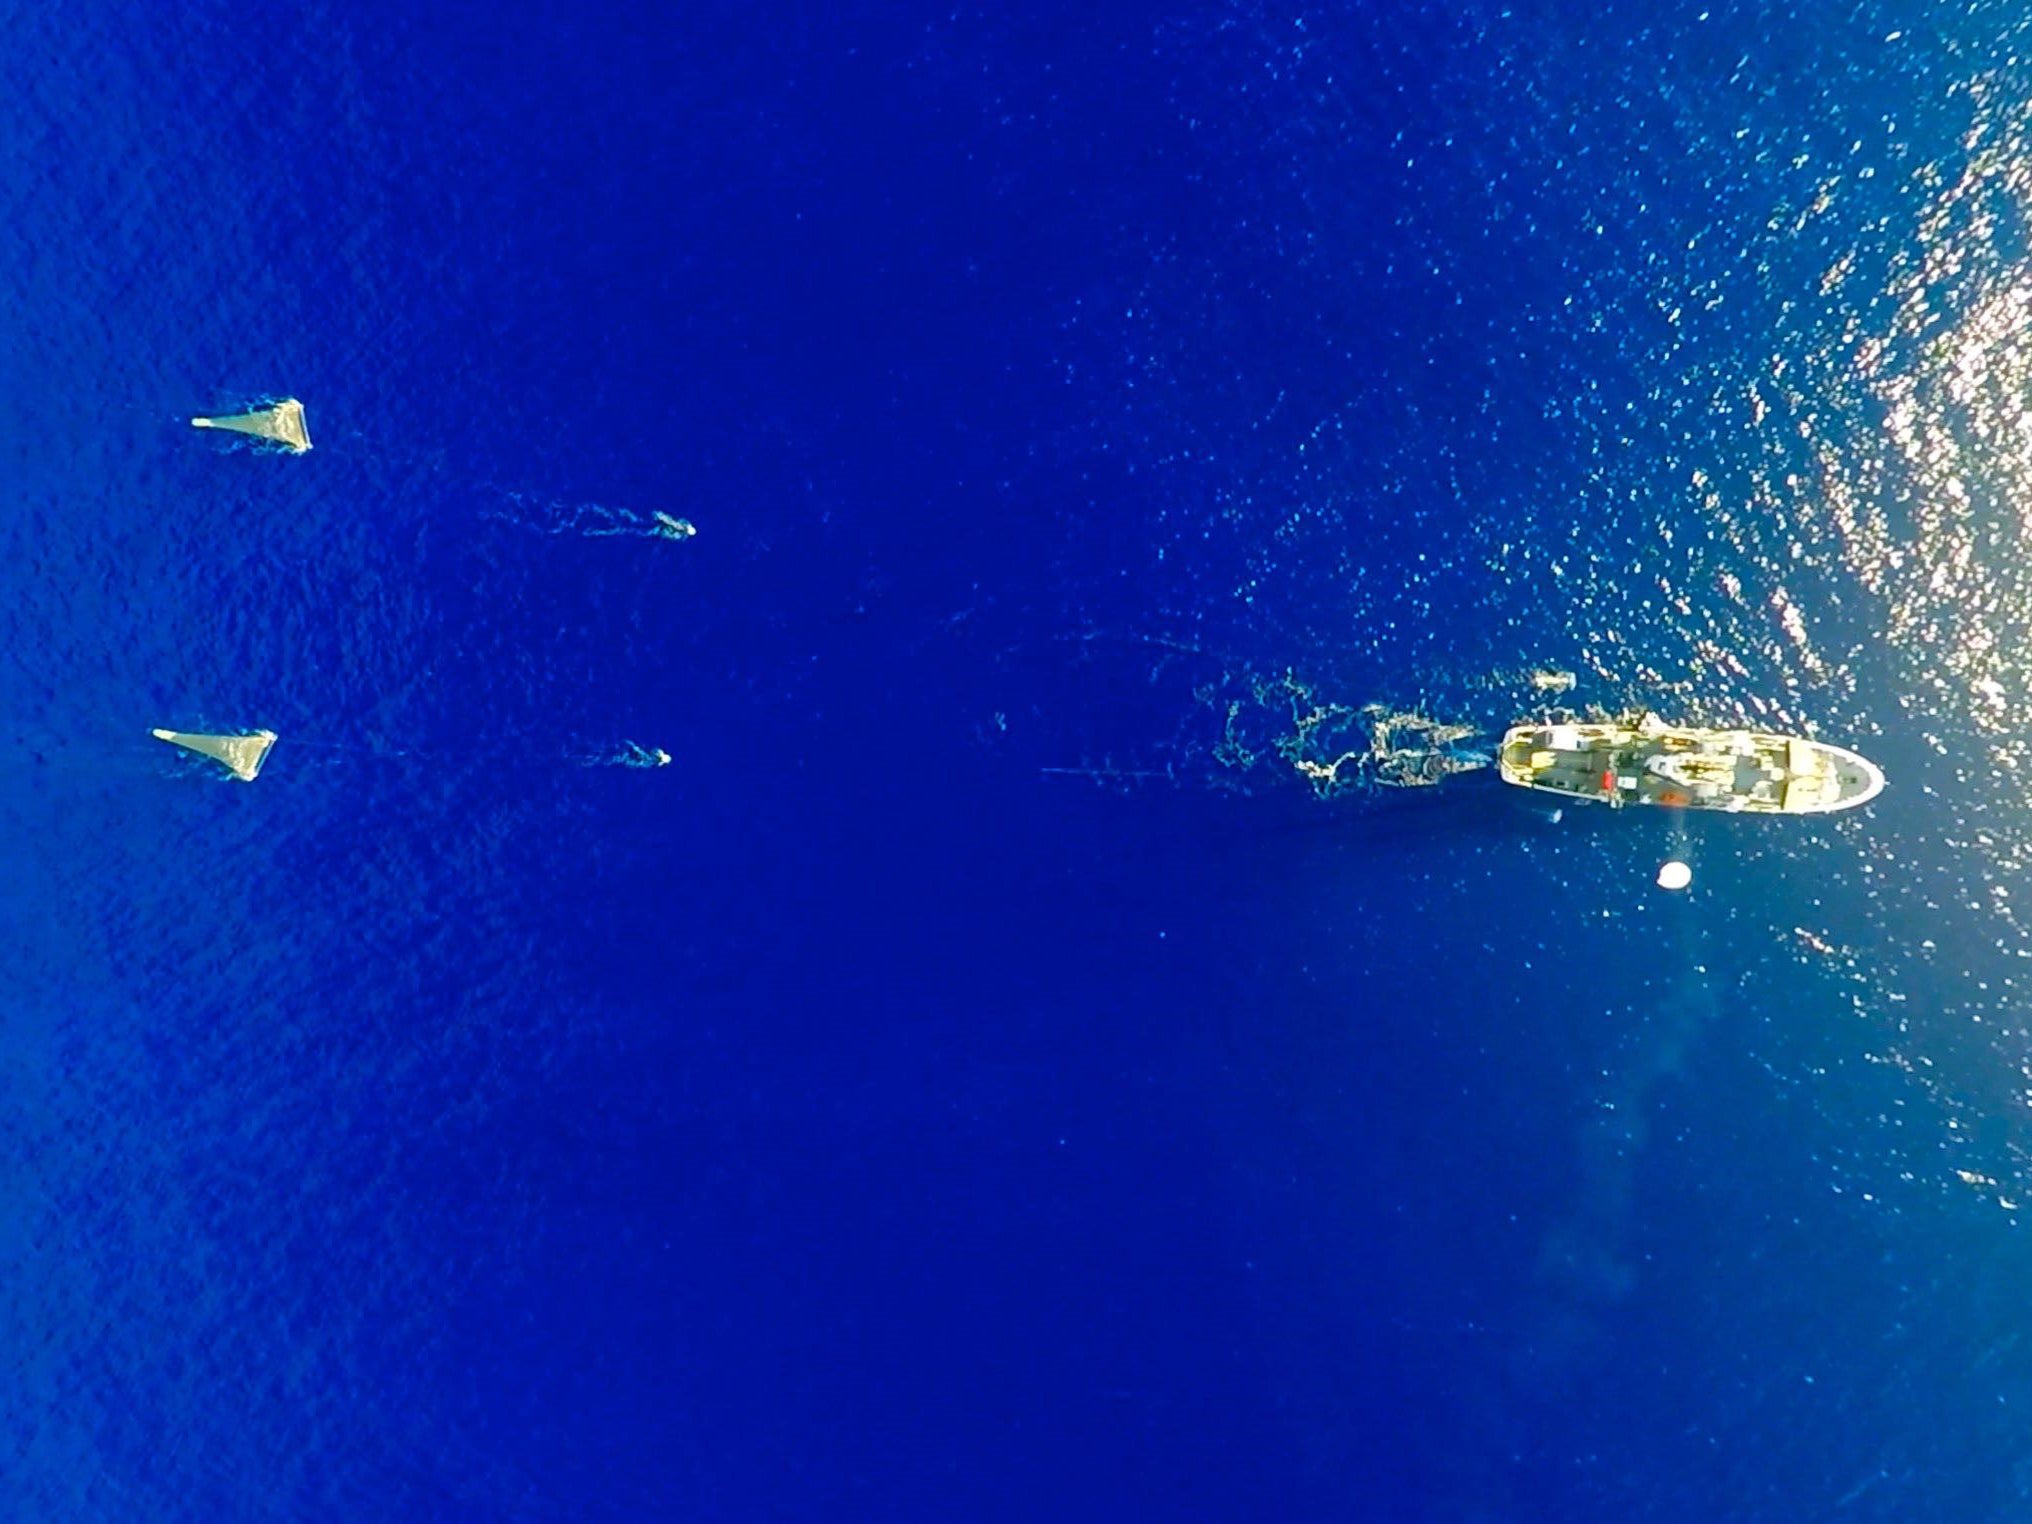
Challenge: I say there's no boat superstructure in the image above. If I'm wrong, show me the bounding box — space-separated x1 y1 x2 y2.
1498 711 1884 814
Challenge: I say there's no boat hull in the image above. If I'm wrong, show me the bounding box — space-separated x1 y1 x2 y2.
1498 714 1885 814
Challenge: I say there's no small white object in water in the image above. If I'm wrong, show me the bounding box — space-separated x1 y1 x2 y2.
1656 860 1693 891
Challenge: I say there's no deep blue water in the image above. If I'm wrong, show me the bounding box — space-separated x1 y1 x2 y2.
12 0 2032 1518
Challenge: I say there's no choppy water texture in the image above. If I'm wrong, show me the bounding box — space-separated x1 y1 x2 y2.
9 0 2032 1519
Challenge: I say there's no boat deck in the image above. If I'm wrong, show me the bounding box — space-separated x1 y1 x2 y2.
1498 716 1883 814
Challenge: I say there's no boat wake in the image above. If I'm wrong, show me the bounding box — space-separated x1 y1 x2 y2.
1029 634 1494 799
481 495 696 542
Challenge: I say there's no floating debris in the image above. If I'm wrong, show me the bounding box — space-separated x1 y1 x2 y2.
151 727 278 782
1529 669 1577 693
1364 709 1488 788
1254 675 1487 795
1656 860 1693 890
191 399 312 452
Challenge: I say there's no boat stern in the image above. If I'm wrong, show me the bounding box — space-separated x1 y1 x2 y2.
1498 724 1550 788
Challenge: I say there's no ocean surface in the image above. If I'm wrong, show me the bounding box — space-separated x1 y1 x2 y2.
7 0 2032 1517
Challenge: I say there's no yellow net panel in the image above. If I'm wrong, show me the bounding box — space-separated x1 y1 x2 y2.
150 728 278 782
190 400 311 452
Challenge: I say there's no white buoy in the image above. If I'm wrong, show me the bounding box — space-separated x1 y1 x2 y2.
1656 860 1693 891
